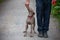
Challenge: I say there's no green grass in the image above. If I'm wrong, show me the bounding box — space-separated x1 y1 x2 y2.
51 4 60 28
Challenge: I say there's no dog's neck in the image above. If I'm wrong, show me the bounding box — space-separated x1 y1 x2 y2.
28 15 34 19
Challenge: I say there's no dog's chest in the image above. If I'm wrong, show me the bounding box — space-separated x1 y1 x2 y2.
26 16 35 23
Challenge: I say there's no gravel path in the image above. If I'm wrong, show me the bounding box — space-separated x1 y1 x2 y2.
0 0 60 40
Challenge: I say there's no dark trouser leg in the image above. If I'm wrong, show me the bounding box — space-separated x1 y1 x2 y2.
36 0 44 32
43 0 52 32
36 0 52 33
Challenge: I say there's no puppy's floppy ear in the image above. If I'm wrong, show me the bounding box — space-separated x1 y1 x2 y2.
33 12 35 15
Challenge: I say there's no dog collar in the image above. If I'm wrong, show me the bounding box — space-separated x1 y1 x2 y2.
28 15 33 19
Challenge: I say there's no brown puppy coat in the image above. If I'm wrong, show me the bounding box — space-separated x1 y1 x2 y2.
23 4 36 37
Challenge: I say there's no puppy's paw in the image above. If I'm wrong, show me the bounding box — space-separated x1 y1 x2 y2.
30 35 33 37
30 33 33 37
30 31 32 34
24 34 27 37
23 31 27 33
34 31 37 34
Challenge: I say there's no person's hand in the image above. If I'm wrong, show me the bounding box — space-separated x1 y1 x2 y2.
25 0 30 9
25 3 29 8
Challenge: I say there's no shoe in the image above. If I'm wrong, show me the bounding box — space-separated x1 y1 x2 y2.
43 32 48 38
38 32 44 37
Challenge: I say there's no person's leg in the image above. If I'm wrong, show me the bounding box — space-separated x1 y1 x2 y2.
36 0 44 37
43 0 52 38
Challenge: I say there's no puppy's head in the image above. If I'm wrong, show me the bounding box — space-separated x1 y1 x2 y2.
29 10 35 16
28 8 35 16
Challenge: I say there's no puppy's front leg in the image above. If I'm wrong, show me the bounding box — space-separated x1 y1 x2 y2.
33 19 36 34
30 24 33 34
30 24 33 37
33 24 36 34
23 23 28 37
23 23 28 33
